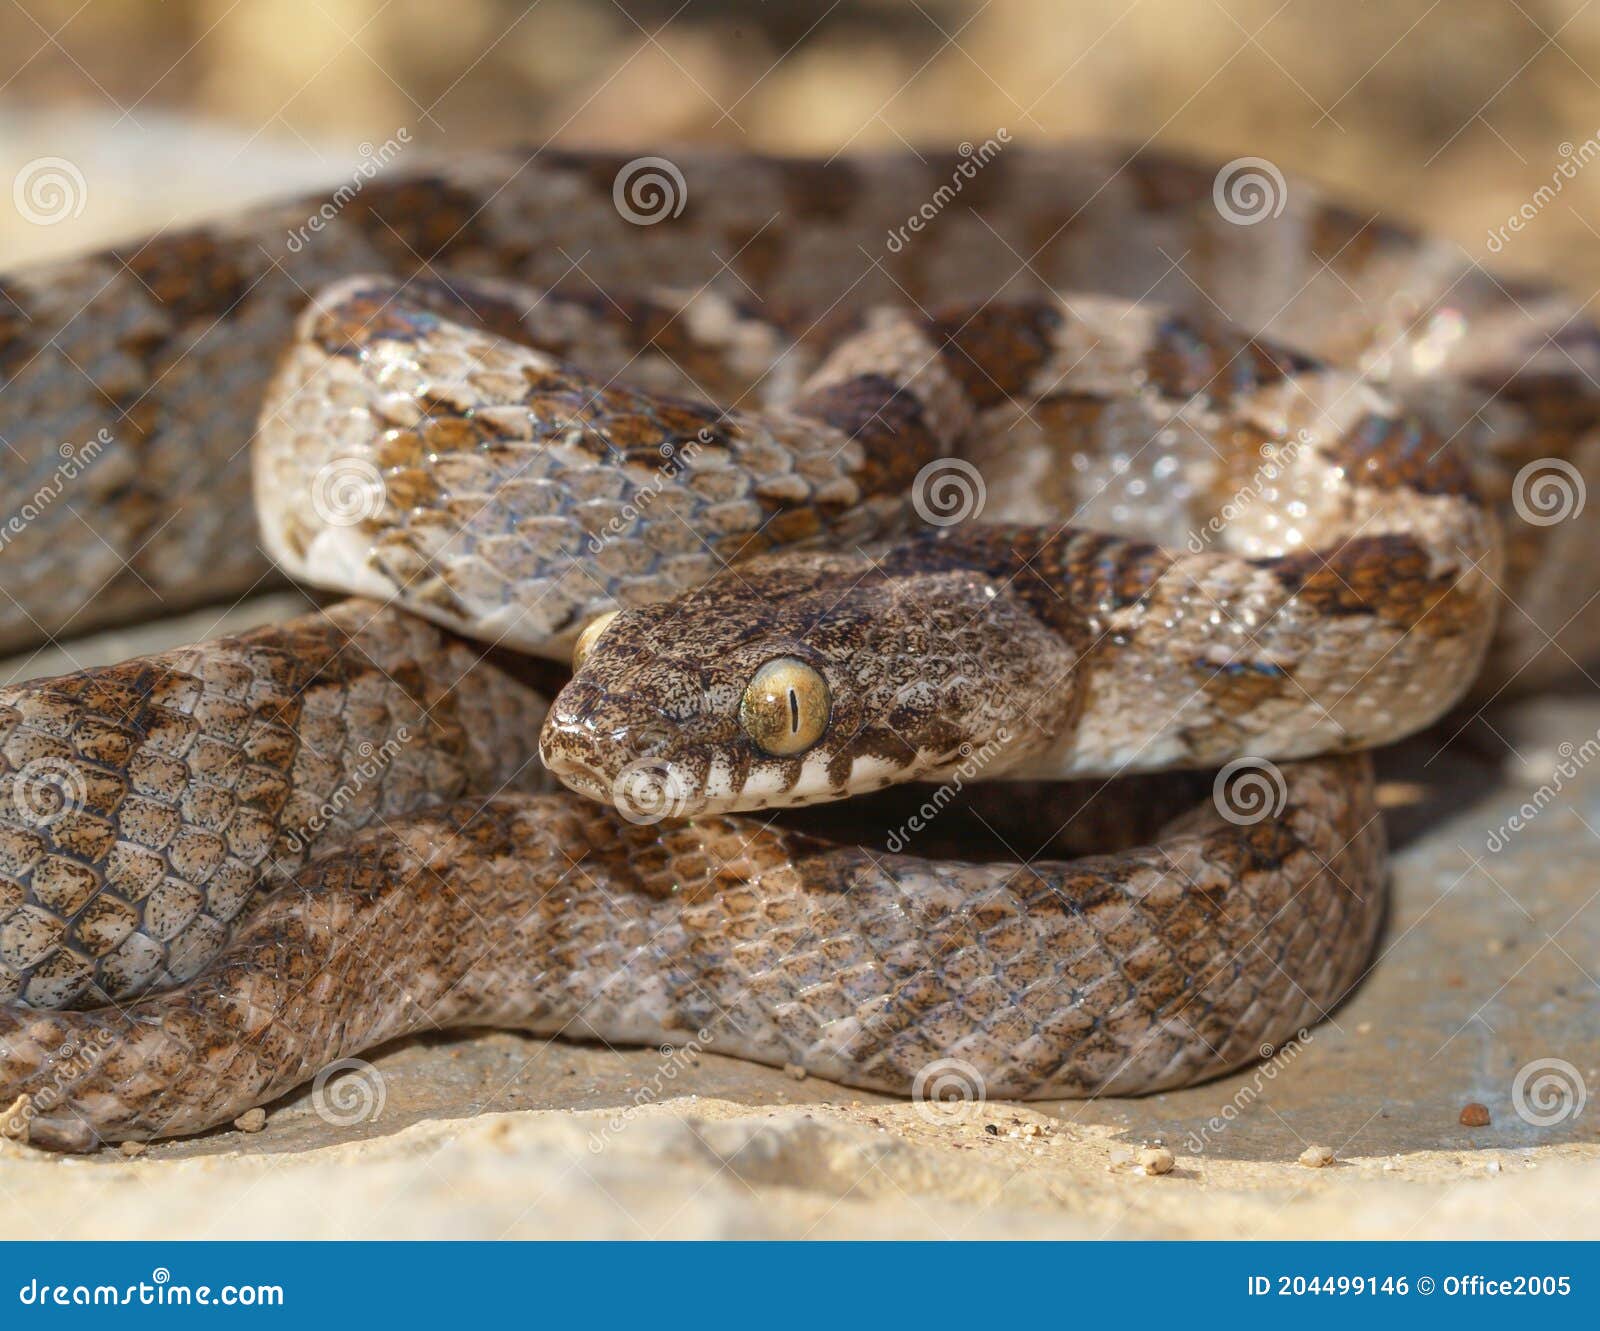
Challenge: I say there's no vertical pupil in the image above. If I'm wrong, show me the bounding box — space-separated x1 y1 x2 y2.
788 687 800 733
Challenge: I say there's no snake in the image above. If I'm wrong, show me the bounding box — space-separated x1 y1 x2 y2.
1 145 1597 1150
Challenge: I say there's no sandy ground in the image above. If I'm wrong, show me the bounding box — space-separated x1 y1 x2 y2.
2 601 1597 1239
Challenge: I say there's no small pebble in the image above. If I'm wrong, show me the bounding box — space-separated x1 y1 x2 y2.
1298 1144 1335 1168
784 1063 807 1081
1 1094 32 1141
118 1141 146 1158
1355 1022 1374 1036
1459 1102 1491 1127
233 1108 267 1134
984 1123 999 1136
1135 1146 1175 1175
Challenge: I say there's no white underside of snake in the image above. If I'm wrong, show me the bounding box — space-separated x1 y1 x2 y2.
1 145 1598 1150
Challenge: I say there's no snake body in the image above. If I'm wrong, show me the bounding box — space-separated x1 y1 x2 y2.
536 298 1497 811
3 762 1380 1150
1 145 1597 1147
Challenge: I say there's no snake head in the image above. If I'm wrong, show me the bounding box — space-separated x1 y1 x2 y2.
538 547 1071 817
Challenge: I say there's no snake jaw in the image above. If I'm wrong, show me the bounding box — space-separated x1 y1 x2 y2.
541 730 909 818
540 755 616 808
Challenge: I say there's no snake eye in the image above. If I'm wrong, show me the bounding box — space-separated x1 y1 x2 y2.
572 609 620 672
740 657 830 757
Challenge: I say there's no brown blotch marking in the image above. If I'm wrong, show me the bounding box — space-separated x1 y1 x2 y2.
1029 391 1115 465
535 288 762 396
1330 412 1476 501
797 374 943 497
0 281 33 376
1143 314 1316 406
755 507 827 549
927 301 1062 407
927 146 1011 215
778 159 861 222
723 222 788 297
345 176 494 267
115 231 253 329
417 412 482 456
1008 527 1172 623
1023 205 1089 300
588 289 708 359
1308 203 1416 276
603 411 674 452
544 150 700 231
313 289 439 357
407 279 538 345
1468 369 1600 593
541 149 630 199
1471 370 1600 474
317 278 585 360
382 454 457 516
515 367 728 465
1123 155 1214 212
825 732 916 793
1271 535 1481 634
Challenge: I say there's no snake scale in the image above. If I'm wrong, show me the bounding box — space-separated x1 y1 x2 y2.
1 145 1598 1149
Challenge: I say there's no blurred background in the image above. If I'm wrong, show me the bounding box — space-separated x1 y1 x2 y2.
1 0 1598 294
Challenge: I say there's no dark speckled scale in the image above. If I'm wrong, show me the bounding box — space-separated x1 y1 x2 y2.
0 760 1380 1147
0 602 543 1010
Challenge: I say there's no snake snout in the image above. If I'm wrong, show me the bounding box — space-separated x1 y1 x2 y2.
538 704 674 805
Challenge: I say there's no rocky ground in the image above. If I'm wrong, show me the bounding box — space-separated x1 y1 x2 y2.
2 601 1597 1239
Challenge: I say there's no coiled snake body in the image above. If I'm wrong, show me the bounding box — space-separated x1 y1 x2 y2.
1 146 1597 1149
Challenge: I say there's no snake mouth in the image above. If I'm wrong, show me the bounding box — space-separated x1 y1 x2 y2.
538 700 710 815
544 757 616 806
